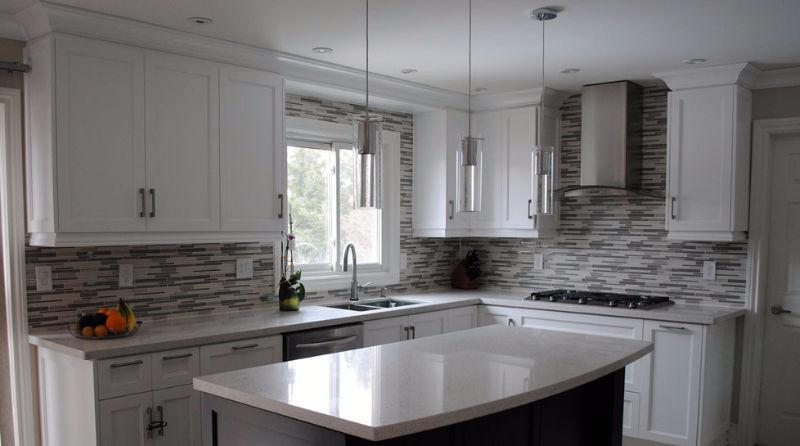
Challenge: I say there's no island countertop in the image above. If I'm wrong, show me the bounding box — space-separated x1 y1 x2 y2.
193 324 653 441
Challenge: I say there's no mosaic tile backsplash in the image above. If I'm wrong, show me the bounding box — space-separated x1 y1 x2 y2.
26 87 748 328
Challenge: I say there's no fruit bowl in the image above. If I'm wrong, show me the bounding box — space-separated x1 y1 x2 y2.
69 321 143 340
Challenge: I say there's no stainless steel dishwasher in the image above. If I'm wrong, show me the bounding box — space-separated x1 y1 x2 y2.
283 323 364 360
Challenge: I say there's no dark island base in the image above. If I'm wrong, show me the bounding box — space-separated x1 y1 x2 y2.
204 369 625 446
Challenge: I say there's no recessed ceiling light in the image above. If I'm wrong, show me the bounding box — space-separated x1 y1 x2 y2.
312 47 334 54
560 67 580 74
473 87 488 93
187 16 213 25
682 58 707 65
400 68 418 74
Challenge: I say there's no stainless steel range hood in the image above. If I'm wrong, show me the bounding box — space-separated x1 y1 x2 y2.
561 81 660 198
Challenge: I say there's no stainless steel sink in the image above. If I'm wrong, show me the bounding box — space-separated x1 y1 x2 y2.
326 303 381 312
361 299 419 308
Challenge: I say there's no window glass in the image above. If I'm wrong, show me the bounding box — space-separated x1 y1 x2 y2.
287 145 332 266
339 147 380 264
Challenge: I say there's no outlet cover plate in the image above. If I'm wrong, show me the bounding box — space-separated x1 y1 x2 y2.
236 258 254 279
703 260 717 280
533 253 544 271
119 264 134 288
35 265 52 292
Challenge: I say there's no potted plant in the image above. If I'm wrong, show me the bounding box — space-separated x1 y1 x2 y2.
278 213 305 311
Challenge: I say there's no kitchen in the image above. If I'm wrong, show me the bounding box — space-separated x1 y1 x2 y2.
0 1 798 446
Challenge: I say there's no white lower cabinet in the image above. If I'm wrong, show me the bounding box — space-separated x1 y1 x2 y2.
623 391 641 438
199 335 283 375
364 307 478 347
153 385 202 446
99 392 152 446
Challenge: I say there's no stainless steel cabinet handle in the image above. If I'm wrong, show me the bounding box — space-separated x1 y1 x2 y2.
231 343 259 351
403 326 410 340
771 304 792 315
410 326 416 339
659 324 687 331
507 318 516 326
528 199 533 219
670 197 676 220
448 200 455 220
157 405 167 437
149 188 156 218
139 188 146 218
146 407 154 438
110 359 143 368
162 352 193 361
295 336 359 350
278 193 284 219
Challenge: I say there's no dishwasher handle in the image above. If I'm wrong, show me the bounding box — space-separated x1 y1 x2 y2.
294 336 359 350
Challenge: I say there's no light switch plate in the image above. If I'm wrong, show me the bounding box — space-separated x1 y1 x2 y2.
236 258 254 279
35 266 52 292
400 253 408 270
703 260 717 280
118 264 134 288
533 253 544 271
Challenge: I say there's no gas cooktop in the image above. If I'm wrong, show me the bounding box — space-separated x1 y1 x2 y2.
524 289 673 310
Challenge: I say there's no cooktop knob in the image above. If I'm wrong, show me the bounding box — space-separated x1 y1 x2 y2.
627 301 637 309
608 301 617 307
549 296 557 302
577 298 587 304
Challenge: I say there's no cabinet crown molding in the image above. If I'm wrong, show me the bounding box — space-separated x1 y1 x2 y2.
654 62 760 91
470 87 566 112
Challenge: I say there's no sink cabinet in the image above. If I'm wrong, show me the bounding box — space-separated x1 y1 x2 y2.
363 307 478 347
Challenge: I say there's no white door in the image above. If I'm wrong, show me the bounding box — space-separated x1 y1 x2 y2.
54 35 146 232
408 310 448 339
364 316 408 347
153 385 201 446
446 306 477 332
145 51 220 231
199 335 283 375
99 392 154 446
504 106 536 229
445 109 472 231
639 321 702 446
220 65 285 232
469 110 505 230
758 133 800 446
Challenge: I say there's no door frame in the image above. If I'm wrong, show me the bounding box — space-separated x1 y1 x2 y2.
739 117 800 446
1 87 36 446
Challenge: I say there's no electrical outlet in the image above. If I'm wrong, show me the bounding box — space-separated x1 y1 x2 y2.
703 261 717 281
236 258 254 279
400 253 408 270
118 264 134 288
35 266 52 292
533 253 544 271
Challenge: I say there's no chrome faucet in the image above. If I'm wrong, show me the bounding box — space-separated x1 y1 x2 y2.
343 244 370 301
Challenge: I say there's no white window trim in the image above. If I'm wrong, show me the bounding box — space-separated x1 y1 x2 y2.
278 116 401 293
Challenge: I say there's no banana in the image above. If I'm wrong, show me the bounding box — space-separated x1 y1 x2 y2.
117 298 137 332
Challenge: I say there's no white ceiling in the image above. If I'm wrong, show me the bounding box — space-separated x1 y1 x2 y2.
4 0 800 93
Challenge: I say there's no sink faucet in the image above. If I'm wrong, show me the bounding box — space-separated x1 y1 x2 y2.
343 244 370 301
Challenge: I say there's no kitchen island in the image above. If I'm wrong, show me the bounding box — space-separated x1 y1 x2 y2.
194 325 652 445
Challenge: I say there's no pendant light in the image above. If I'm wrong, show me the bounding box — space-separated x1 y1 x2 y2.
531 8 557 217
457 0 483 213
353 0 382 209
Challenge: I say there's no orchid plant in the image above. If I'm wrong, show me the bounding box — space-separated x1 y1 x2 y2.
278 210 305 310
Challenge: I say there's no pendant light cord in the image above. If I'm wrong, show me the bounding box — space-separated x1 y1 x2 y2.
365 0 370 119
467 0 472 137
539 14 545 144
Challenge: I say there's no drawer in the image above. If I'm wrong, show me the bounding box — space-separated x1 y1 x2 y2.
200 335 282 375
623 391 641 438
152 347 199 389
97 354 152 399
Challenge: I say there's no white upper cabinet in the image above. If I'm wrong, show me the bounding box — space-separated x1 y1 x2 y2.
220 66 285 232
657 63 757 242
25 33 286 246
145 52 220 232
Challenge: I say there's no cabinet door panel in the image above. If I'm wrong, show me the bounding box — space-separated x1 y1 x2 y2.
145 52 220 231
504 107 536 229
55 35 146 232
153 385 201 446
639 321 702 446
477 305 517 327
446 306 478 332
199 335 282 375
220 65 284 232
364 316 408 347
98 354 152 400
409 310 448 339
469 110 506 229
99 392 153 446
151 347 199 390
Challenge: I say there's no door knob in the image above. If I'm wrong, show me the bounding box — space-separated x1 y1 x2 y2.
770 304 792 315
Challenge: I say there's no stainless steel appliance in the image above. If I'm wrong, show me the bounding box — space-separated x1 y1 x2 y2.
525 289 672 310
283 323 364 361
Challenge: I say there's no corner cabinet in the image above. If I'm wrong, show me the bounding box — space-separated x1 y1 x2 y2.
24 33 286 246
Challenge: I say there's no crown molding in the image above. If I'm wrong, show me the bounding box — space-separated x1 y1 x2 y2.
654 63 760 90
0 13 26 41
15 1 467 113
470 87 567 112
754 66 800 90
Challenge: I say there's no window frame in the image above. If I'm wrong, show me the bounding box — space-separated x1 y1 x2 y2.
279 116 400 293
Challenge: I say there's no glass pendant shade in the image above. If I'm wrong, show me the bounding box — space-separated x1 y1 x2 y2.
457 136 483 213
532 145 555 215
353 116 383 209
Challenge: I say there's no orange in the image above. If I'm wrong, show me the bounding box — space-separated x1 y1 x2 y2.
97 308 109 315
94 325 109 337
81 326 94 337
105 308 122 319
105 313 126 334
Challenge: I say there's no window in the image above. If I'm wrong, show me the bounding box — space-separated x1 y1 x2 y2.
287 141 381 271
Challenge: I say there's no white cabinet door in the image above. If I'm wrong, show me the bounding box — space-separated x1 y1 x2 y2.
99 392 153 446
199 335 282 375
446 306 478 332
364 316 409 347
145 51 220 231
153 385 201 446
151 347 199 390
469 110 505 230
408 310 448 339
623 391 641 438
477 305 518 327
97 354 153 400
220 65 285 232
54 35 146 232
639 321 702 446
503 107 536 230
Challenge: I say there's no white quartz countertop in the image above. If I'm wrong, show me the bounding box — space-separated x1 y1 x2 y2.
194 324 653 441
29 289 743 360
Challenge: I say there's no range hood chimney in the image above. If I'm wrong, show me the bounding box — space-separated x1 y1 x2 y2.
563 81 655 197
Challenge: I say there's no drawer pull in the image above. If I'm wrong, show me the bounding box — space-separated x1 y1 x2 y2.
659 324 687 331
295 336 358 350
232 343 259 351
110 359 143 369
162 352 193 361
